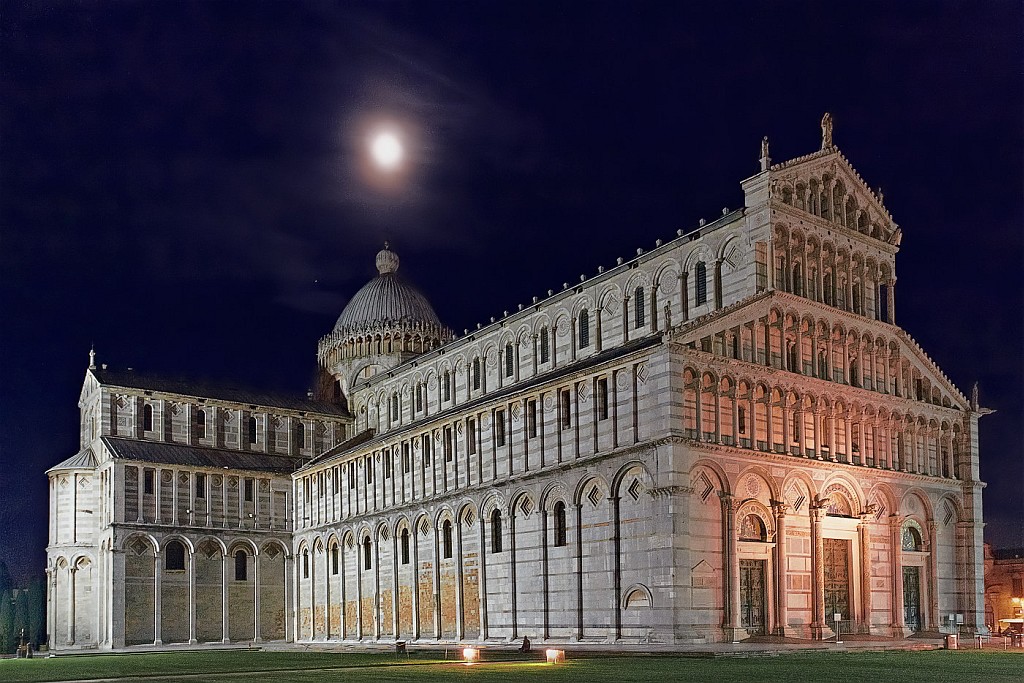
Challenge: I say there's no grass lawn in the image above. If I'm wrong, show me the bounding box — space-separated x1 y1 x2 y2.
1 649 1021 683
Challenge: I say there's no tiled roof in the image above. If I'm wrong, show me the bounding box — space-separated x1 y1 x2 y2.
47 448 97 473
101 436 303 474
91 368 348 417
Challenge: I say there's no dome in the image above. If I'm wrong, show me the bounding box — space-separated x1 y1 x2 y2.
333 244 446 334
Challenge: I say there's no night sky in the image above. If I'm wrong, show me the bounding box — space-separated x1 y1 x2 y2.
2 2 1021 583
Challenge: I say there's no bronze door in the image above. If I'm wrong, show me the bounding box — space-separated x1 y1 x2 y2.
740 559 767 635
823 538 851 621
903 566 922 632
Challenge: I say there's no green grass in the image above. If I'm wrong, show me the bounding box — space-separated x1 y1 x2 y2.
0 649 1021 683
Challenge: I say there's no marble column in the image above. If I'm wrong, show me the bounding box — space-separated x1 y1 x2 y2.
772 501 789 635
810 499 827 640
889 516 907 637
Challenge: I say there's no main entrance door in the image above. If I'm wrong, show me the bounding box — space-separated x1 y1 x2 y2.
823 538 851 622
740 559 767 635
903 566 922 632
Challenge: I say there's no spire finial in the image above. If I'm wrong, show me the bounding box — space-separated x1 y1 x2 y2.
821 112 834 150
376 242 399 274
89 345 96 370
759 135 771 171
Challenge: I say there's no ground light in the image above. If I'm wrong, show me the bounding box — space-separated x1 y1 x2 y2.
545 648 565 664
462 647 480 664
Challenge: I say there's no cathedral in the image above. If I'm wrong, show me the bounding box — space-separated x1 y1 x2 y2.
46 118 988 649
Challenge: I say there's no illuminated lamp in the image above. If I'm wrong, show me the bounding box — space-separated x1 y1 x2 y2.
545 649 565 664
463 647 480 664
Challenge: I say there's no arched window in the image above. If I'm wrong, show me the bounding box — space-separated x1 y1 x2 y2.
295 421 306 450
578 310 590 348
472 358 481 390
787 341 798 372
553 501 567 547
331 545 339 575
401 528 410 564
143 403 153 432
362 536 372 570
824 272 834 306
234 550 248 581
539 327 550 363
792 263 803 296
195 409 207 439
415 383 423 412
443 370 452 401
302 548 309 578
504 343 514 378
818 351 828 378
248 416 258 444
695 262 708 305
165 540 186 571
634 287 646 328
442 520 453 559
490 510 503 554
738 406 746 435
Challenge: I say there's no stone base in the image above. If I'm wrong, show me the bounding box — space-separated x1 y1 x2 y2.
722 626 749 643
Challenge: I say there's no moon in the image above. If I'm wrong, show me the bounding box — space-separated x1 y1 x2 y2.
370 132 403 170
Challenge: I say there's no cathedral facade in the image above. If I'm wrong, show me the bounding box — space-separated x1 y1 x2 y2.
46 120 988 648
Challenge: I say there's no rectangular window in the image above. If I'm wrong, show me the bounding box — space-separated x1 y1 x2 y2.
540 328 550 363
755 242 768 292
597 378 609 420
195 472 206 499
348 463 356 489
144 468 154 495
495 409 506 447
443 372 452 401
468 418 477 455
1013 577 1023 596
331 546 339 575
402 442 411 473
634 287 646 328
235 552 247 581
423 434 432 466
365 455 373 484
384 452 392 479
473 359 481 390
444 427 454 461
559 390 571 430
415 384 423 412
244 477 254 502
527 399 538 438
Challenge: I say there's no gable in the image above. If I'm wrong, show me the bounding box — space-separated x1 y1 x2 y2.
769 149 901 246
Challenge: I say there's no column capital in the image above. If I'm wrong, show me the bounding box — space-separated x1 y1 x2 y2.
770 499 788 516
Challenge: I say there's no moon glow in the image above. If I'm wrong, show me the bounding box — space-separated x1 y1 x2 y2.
371 132 403 169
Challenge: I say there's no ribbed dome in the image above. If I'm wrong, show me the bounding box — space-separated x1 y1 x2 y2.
333 244 445 334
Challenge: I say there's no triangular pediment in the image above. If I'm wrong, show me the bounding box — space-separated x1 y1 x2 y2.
768 146 902 246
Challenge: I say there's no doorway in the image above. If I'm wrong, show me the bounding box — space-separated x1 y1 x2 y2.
903 566 922 632
823 538 851 621
740 559 767 635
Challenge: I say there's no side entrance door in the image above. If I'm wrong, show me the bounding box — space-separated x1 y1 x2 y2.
740 559 767 635
903 566 922 632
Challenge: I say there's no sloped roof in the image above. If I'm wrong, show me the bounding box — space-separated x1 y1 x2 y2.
101 436 303 474
47 448 97 473
91 367 348 417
